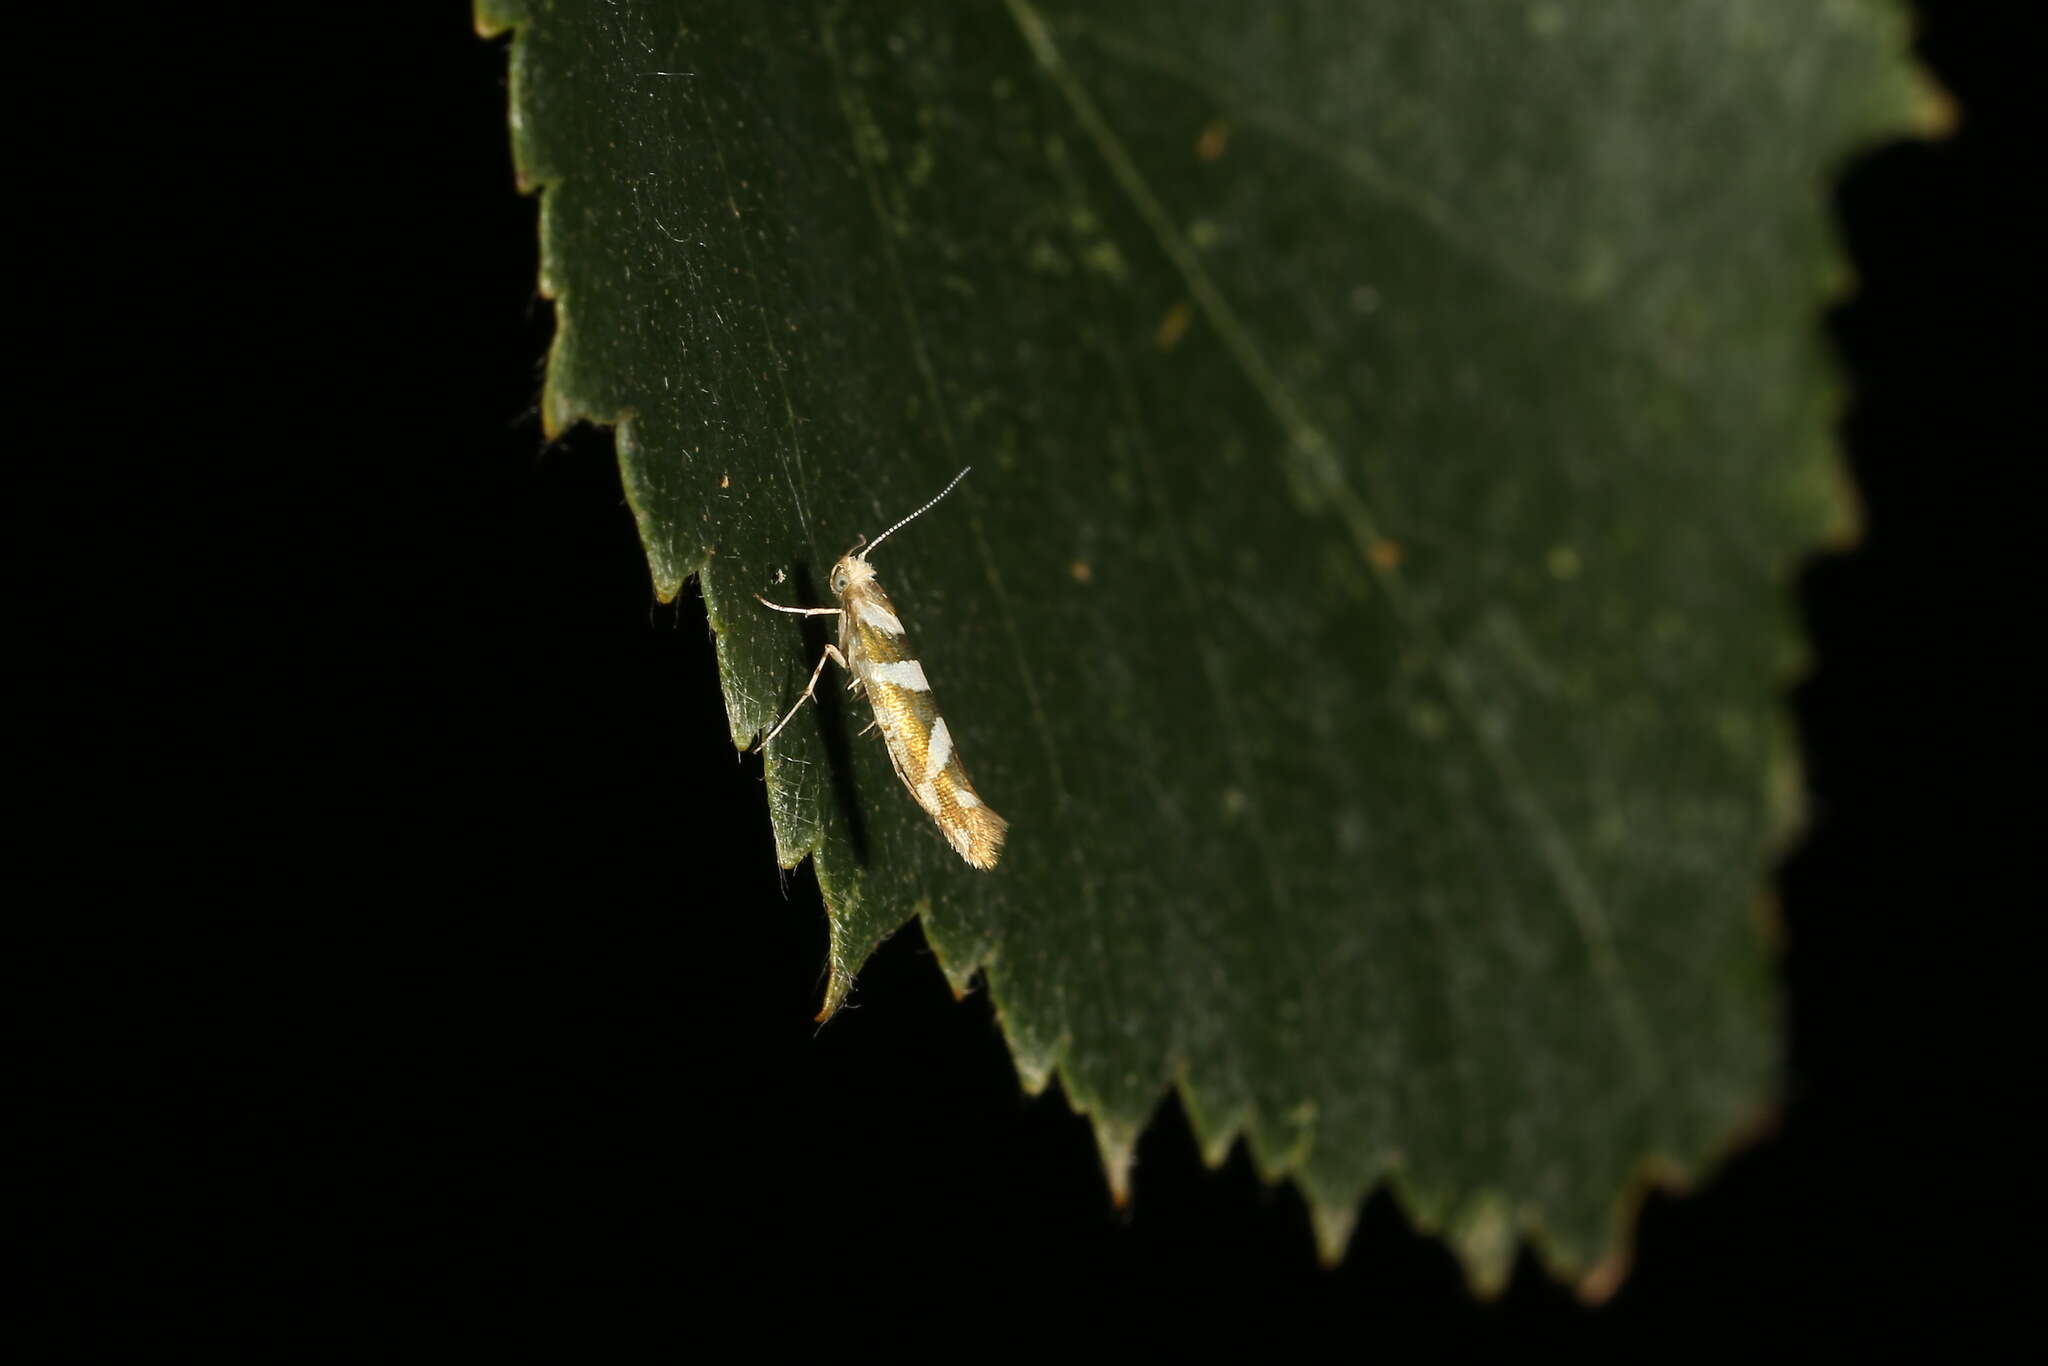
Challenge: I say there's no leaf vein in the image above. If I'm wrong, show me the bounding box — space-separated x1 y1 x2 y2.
1006 0 1658 1090
1055 15 1577 301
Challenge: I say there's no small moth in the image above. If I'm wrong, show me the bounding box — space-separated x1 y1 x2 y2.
755 467 1008 869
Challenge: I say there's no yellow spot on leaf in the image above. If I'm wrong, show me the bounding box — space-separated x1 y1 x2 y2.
1194 119 1230 162
1545 544 1581 579
1154 300 1194 351
1367 537 1404 570
1069 559 1093 584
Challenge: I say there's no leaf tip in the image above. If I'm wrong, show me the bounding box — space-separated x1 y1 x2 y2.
1308 1201 1358 1269
471 0 516 40
1908 70 1959 140
1573 1247 1631 1305
1009 1050 1057 1097
1171 1074 1246 1170
1449 1193 1519 1299
815 961 854 1023
1092 1117 1140 1208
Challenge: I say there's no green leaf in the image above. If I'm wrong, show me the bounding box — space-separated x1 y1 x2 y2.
477 0 1930 1293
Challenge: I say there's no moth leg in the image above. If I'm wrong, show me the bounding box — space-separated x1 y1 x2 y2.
758 644 849 749
754 593 843 619
858 716 881 737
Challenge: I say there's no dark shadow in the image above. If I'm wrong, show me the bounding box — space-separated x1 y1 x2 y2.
783 560 870 867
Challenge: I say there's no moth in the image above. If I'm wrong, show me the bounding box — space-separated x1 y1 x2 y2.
755 467 1008 869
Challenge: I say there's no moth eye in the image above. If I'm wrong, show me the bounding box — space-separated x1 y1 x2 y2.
831 571 847 594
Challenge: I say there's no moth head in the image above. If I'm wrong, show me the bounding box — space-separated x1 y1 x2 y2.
829 555 876 598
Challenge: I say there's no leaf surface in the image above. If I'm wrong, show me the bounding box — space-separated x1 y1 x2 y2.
478 0 1927 1291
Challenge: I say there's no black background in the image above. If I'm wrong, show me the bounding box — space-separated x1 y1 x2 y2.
51 1 2019 1349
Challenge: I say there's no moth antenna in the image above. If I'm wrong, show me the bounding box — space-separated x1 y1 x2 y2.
861 466 972 558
